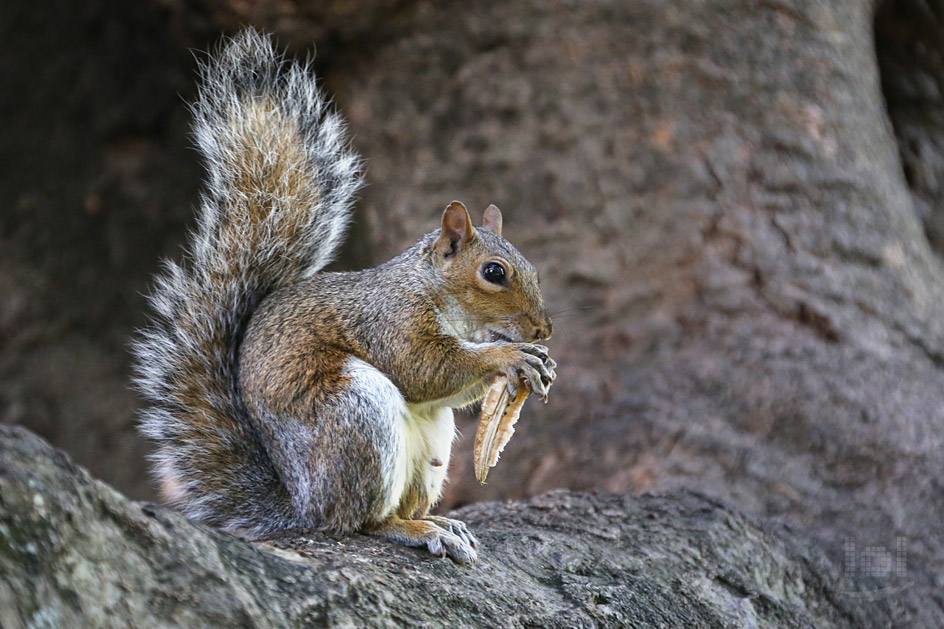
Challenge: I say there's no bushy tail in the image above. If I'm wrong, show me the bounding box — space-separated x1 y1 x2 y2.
132 29 362 535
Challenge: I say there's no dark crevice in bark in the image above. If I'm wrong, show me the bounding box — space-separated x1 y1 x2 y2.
875 0 944 258
891 319 944 368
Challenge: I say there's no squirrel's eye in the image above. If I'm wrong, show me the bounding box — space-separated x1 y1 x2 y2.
482 261 507 285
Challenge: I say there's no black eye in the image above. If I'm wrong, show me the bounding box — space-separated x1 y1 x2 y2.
482 261 507 285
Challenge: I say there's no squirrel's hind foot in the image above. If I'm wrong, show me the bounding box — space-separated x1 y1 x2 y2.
367 516 478 566
423 515 478 550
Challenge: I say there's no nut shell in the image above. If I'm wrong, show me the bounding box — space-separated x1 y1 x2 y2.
473 375 531 484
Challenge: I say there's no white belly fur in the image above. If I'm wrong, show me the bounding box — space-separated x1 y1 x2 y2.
346 357 457 520
383 404 455 518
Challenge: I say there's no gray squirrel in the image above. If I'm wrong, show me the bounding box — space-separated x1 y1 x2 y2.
133 29 556 565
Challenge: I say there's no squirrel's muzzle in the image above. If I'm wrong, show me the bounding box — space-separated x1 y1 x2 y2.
531 312 553 341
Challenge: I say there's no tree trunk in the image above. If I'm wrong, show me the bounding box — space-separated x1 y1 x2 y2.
323 2 944 619
2 0 943 624
0 425 914 627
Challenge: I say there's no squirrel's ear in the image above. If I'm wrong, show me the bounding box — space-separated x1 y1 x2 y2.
436 201 476 258
481 204 503 236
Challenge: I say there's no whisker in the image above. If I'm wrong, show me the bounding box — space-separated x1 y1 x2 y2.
549 305 595 317
545 311 587 319
534 240 553 284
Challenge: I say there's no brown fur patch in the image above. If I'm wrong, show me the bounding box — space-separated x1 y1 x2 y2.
366 517 440 541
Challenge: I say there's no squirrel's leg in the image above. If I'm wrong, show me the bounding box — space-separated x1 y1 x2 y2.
243 352 409 534
246 353 477 562
421 515 478 550
368 403 477 565
332 358 477 564
366 516 477 565
388 475 478 558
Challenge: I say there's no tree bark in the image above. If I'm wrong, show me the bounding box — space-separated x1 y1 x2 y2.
321 2 944 620
2 0 943 624
0 426 915 627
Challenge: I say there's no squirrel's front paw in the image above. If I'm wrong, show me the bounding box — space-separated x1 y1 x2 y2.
503 343 557 399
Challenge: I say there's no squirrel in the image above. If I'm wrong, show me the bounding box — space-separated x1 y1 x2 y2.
133 29 556 565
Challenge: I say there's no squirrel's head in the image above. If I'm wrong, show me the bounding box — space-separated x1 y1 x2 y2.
429 201 552 344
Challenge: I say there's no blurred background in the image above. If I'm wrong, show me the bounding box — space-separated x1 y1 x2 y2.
2 0 943 606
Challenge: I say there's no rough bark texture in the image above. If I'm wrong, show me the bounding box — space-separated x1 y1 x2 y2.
0 426 914 628
3 0 944 625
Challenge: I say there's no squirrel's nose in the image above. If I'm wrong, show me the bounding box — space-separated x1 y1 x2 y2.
532 314 553 341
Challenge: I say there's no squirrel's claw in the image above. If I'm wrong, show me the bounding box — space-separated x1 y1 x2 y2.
371 517 478 566
501 343 557 401
425 515 478 550
427 529 478 566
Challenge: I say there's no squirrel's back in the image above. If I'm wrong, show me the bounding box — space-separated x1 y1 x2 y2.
132 29 362 535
